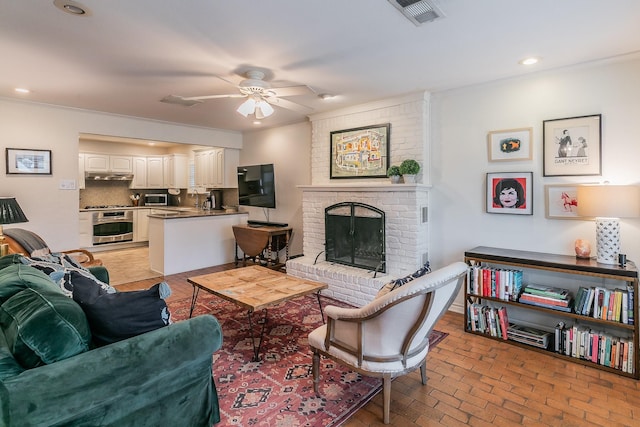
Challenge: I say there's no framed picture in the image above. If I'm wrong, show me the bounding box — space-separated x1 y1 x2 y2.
5 148 52 175
543 114 601 177
487 127 533 161
545 184 595 220
486 172 533 215
330 123 390 179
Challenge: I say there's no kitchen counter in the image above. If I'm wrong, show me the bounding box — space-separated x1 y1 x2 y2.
148 210 248 275
147 208 242 219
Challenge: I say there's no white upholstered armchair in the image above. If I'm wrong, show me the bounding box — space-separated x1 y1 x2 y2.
308 261 468 424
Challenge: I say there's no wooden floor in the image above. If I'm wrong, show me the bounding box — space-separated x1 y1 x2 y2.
115 253 640 427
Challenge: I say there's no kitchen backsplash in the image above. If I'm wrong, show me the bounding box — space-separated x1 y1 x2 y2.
80 181 238 209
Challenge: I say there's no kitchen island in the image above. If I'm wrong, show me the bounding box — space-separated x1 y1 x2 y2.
148 209 248 275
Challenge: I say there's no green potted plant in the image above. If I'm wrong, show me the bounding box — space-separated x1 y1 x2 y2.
387 165 402 184
399 159 420 183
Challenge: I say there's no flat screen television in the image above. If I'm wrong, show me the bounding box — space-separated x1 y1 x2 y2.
237 164 276 209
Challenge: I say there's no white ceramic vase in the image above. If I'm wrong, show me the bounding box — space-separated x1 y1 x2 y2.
389 175 402 184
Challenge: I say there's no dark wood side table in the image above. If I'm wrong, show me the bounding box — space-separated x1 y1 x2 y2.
232 224 292 270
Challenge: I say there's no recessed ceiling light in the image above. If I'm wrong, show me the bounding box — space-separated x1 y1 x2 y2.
253 121 262 125
319 94 335 100
53 0 91 16
14 88 30 94
519 57 540 66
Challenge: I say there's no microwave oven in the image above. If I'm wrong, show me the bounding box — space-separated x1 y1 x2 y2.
144 193 168 206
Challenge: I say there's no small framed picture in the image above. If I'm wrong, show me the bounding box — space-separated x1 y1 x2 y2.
545 184 595 220
486 172 533 215
5 148 52 175
543 114 601 177
487 127 533 162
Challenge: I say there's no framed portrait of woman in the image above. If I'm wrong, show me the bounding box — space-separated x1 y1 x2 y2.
486 172 533 215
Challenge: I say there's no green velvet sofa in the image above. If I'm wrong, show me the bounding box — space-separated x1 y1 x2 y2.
0 255 222 426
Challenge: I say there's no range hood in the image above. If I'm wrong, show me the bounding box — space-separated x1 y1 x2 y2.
85 172 134 181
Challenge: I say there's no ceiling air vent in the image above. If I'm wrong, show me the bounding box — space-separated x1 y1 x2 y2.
387 0 445 26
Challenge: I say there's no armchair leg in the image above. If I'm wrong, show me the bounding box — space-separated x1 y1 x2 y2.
420 359 427 385
312 350 320 395
382 374 391 424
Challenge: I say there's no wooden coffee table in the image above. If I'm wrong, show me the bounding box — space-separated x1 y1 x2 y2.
187 265 327 361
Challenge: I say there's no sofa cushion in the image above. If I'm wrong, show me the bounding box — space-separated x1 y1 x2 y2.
376 262 432 299
71 272 171 346
0 254 23 271
0 287 91 368
0 263 60 305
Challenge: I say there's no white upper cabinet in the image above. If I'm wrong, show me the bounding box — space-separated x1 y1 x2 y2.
84 153 133 173
130 157 147 189
193 148 239 189
163 154 188 189
146 157 164 188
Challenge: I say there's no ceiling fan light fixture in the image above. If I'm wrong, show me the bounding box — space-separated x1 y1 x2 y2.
257 100 274 118
236 98 256 117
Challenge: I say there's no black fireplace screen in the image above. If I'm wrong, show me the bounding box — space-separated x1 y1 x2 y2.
325 202 385 273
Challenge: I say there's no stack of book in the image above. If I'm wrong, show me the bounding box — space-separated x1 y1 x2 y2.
518 284 572 312
506 323 552 349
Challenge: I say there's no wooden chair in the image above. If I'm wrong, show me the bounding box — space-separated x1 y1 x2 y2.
3 228 103 268
308 261 468 424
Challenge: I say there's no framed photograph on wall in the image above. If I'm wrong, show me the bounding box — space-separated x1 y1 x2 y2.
486 172 533 215
545 184 595 220
543 114 601 177
487 127 533 161
330 123 390 179
5 148 52 175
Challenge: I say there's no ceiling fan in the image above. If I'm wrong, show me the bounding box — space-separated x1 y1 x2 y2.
161 69 315 119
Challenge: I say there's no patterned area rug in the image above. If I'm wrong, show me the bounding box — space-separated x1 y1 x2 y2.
169 293 448 427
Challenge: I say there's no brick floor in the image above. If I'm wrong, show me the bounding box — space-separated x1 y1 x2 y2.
117 262 640 427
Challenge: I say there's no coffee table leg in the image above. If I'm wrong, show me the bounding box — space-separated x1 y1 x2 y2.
189 286 200 318
316 292 325 324
247 309 268 362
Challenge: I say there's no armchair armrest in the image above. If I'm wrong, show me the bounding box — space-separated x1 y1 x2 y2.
1 315 222 426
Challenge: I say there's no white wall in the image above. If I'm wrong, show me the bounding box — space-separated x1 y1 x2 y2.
0 98 242 251
430 55 640 309
240 121 312 256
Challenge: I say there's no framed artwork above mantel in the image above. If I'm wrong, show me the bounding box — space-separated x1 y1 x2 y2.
330 123 390 179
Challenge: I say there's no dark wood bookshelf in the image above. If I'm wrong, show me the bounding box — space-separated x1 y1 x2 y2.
464 246 639 379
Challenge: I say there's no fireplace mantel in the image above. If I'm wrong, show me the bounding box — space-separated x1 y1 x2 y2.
298 183 431 192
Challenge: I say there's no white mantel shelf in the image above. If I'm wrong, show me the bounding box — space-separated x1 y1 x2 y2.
298 183 431 192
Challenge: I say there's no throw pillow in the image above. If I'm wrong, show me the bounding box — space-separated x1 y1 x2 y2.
375 262 432 299
0 264 60 305
71 271 171 346
0 287 91 368
19 255 115 297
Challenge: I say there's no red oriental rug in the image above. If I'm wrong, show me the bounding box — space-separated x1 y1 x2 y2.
169 293 448 427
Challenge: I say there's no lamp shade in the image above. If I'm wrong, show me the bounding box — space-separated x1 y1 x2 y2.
0 197 28 224
576 185 640 218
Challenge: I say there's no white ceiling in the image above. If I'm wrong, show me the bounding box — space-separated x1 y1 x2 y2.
2 0 639 133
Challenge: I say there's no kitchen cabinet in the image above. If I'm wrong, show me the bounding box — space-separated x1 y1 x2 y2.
134 208 151 242
163 154 188 189
146 157 164 188
78 211 92 247
193 148 239 188
130 157 147 189
84 154 133 173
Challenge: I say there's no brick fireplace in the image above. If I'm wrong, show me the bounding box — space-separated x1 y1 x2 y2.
286 183 429 306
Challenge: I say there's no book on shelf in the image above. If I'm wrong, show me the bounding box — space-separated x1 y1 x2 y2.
518 299 573 312
519 293 571 307
507 323 552 349
523 284 570 299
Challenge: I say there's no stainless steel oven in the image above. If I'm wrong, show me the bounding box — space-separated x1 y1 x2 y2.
92 209 134 245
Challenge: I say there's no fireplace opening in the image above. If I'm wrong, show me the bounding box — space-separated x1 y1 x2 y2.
325 202 385 273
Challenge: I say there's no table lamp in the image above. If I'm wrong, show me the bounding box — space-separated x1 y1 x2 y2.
0 197 29 257
576 185 640 264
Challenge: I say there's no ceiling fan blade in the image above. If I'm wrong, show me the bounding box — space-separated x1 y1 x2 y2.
269 85 315 97
181 94 246 101
266 97 313 114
